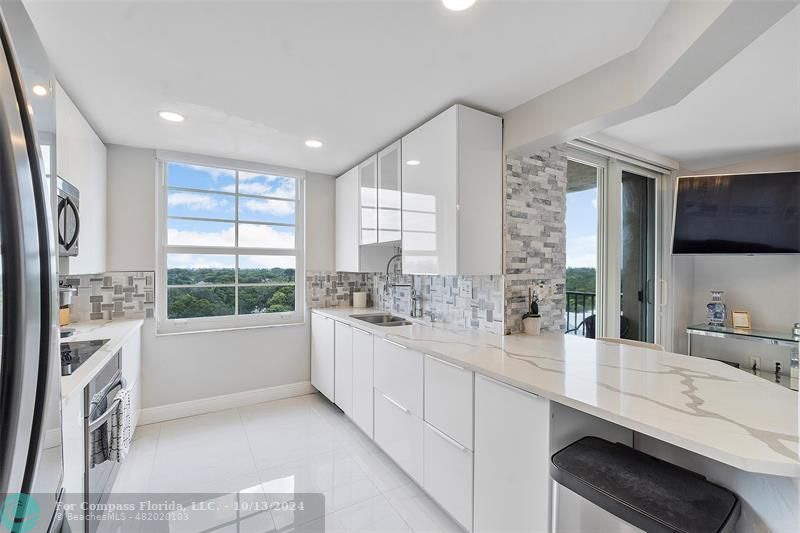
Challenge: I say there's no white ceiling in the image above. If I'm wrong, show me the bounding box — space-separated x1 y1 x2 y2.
25 0 668 175
602 6 800 171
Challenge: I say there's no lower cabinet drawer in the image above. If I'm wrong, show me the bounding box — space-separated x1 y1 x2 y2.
423 422 474 531
374 389 423 485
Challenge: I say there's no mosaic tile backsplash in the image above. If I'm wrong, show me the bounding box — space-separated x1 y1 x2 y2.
60 271 155 322
307 270 504 334
307 272 374 308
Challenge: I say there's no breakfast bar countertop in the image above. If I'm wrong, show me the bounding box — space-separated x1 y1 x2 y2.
312 307 800 478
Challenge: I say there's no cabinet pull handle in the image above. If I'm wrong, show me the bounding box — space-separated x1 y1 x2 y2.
354 328 371 336
382 394 409 413
428 355 465 372
428 424 466 452
481 375 538 398
384 339 408 350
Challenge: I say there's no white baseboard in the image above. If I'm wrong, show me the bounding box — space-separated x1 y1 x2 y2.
138 381 315 425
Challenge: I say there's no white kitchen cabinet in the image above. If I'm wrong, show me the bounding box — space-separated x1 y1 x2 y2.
55 82 107 275
401 104 502 275
374 389 424 485
311 312 335 402
424 422 474 531
359 155 378 245
121 327 142 431
335 165 395 273
373 337 423 416
335 167 360 272
334 321 353 417
474 375 551 533
377 140 402 243
351 327 374 438
424 354 473 449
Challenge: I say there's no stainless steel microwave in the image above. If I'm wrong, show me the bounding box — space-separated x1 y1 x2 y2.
57 176 80 256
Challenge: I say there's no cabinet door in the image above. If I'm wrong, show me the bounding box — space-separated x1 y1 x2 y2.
358 155 378 245
121 328 142 431
474 375 551 533
334 322 353 416
423 423 473 531
373 337 423 416
424 355 473 449
335 167 359 272
374 389 424 484
311 313 335 401
401 107 458 275
352 328 374 437
377 141 402 243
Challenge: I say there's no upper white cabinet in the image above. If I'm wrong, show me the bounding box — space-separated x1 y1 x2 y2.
401 105 502 275
335 166 394 273
56 82 107 275
359 156 378 245
377 141 402 243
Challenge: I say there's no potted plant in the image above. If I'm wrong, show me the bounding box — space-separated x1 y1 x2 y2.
522 286 542 335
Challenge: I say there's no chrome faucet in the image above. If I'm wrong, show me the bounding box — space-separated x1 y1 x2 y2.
385 254 411 295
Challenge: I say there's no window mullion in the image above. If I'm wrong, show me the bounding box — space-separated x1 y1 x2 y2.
235 169 240 316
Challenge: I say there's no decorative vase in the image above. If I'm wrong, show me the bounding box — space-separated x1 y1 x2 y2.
706 290 727 327
523 316 542 336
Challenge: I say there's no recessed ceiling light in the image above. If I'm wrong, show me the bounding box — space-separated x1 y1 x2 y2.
406 160 421 166
32 84 48 96
159 111 184 122
305 139 323 148
442 0 476 11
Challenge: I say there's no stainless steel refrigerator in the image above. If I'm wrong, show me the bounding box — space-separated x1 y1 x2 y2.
0 1 63 533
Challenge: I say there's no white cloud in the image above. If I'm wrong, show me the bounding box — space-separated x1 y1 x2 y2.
567 234 597 268
241 198 294 217
168 254 234 269
183 164 234 181
168 191 227 211
167 227 235 247
167 224 294 249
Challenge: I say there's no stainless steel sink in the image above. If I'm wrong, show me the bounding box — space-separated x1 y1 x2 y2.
350 313 411 327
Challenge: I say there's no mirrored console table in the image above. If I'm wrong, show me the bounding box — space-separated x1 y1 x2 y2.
686 323 799 391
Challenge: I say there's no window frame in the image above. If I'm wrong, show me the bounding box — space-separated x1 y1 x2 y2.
155 150 305 334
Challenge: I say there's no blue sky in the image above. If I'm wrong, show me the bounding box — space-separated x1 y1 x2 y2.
566 188 597 268
166 163 297 268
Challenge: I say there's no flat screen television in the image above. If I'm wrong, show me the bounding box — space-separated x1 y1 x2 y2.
672 171 800 254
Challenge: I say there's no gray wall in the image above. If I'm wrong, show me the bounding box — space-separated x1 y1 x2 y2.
671 151 800 369
106 145 335 408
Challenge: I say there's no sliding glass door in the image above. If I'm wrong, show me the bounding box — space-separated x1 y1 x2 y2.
565 147 667 345
620 169 657 343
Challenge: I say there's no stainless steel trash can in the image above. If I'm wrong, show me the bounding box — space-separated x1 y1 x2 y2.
551 437 740 533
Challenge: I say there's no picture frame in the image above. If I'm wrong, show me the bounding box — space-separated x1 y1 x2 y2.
732 310 751 330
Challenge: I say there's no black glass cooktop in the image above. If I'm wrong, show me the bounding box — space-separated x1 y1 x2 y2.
60 339 110 376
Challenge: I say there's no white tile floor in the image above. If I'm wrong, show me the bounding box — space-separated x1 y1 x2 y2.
111 394 463 533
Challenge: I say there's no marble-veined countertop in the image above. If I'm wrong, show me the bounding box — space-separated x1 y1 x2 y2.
312 307 799 477
60 319 144 399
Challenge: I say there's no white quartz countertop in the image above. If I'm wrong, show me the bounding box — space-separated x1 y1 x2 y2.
312 307 800 477
60 319 144 399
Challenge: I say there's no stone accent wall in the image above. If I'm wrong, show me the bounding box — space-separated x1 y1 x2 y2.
504 148 567 334
60 271 155 322
306 272 374 308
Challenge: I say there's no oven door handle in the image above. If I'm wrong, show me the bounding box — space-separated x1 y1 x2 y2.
88 396 122 433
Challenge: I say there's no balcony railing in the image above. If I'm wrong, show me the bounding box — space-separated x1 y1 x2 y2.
565 291 596 335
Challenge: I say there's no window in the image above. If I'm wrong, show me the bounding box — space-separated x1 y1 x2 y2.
156 153 304 333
